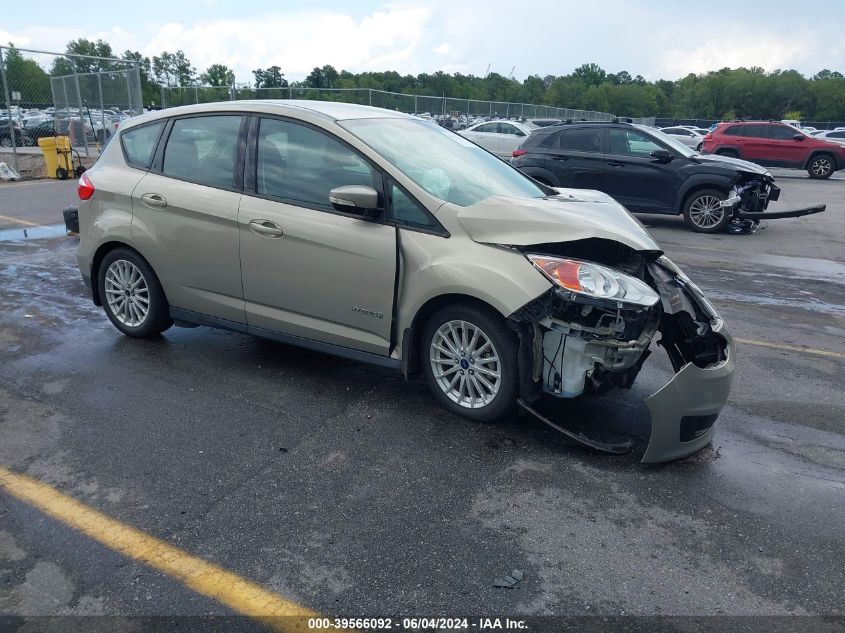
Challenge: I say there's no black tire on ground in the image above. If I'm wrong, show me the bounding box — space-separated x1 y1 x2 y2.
715 148 738 158
97 247 172 338
420 302 519 423
807 154 835 179
55 167 68 180
696 142 703 152
0 137 11 148
683 188 730 234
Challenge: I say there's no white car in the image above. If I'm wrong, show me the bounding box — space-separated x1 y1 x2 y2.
459 120 534 159
659 127 705 151
815 129 845 146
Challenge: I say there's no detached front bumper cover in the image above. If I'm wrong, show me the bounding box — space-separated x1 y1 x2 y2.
642 326 735 463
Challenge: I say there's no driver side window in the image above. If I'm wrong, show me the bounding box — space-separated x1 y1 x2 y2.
608 129 663 157
256 118 375 210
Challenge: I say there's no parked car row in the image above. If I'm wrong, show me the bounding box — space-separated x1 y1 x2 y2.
0 105 140 148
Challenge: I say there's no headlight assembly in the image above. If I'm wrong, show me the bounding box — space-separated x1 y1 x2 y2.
527 255 659 307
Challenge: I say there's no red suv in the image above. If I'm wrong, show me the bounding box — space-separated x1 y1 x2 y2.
701 121 845 179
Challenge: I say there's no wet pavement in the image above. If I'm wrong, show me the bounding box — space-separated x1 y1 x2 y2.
0 177 843 625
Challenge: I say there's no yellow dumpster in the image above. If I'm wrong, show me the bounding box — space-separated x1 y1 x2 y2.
37 136 74 179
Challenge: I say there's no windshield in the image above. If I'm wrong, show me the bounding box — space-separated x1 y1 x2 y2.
340 118 547 206
636 124 697 157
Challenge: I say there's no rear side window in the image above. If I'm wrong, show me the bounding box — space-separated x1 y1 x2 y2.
256 118 374 210
722 126 740 136
559 129 602 153
121 122 164 169
828 131 845 139
162 115 242 189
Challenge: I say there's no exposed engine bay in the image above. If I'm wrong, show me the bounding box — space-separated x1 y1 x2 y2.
507 238 734 463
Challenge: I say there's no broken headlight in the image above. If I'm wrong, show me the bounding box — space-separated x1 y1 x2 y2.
527 255 659 307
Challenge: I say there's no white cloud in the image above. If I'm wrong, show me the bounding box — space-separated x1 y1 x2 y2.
140 6 430 81
433 43 450 56
661 30 818 77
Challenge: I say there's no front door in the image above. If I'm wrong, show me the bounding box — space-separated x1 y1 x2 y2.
238 117 397 355
602 128 678 213
130 114 246 323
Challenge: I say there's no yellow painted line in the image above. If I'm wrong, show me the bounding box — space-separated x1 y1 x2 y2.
0 466 329 633
0 213 41 227
734 337 845 359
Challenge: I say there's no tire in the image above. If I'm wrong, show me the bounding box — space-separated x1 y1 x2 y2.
715 148 738 158
55 167 68 180
807 154 835 179
0 137 11 148
683 188 730 233
420 302 519 422
696 142 703 152
97 248 172 338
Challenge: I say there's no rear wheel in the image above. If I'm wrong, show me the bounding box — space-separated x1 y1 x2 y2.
683 188 730 233
420 303 519 422
807 154 835 179
98 248 172 338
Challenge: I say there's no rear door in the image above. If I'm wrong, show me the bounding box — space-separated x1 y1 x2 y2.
130 114 246 323
734 124 769 162
469 122 501 154
237 116 396 355
544 127 606 189
602 127 679 213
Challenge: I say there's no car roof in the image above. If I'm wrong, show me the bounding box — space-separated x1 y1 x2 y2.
121 100 416 130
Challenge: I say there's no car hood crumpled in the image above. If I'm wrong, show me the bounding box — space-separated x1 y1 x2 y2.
694 153 770 175
453 188 661 252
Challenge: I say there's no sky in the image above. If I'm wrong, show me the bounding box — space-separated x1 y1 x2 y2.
2 0 844 84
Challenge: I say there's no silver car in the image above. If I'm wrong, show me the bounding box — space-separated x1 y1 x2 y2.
76 101 735 463
659 126 705 151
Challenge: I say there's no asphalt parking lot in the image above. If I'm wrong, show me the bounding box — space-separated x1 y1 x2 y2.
0 175 843 629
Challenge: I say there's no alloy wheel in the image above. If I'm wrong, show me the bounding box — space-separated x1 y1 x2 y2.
811 157 832 177
429 320 501 409
104 259 150 327
688 194 725 229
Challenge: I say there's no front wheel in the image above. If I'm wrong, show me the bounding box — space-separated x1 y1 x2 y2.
420 303 519 422
98 248 172 338
807 154 834 179
683 188 730 233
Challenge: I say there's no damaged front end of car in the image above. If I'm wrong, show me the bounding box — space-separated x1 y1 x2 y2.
507 239 735 463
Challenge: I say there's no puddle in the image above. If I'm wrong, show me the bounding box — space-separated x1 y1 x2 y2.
708 289 845 317
0 224 71 242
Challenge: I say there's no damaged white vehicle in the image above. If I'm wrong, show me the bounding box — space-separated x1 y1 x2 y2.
76 101 734 463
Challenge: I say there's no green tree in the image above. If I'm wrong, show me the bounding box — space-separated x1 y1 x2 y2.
201 64 235 87
3 44 51 106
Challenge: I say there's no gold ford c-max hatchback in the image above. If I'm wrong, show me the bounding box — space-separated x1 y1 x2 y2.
77 101 734 463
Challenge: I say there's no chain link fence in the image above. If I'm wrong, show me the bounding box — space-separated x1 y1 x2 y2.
160 85 616 124
0 45 141 176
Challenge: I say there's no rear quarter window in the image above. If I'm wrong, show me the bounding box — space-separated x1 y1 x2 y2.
121 122 165 169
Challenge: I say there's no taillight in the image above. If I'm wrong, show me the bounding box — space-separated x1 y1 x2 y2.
512 149 527 157
78 172 95 200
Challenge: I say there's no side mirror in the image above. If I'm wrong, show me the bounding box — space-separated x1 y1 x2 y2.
793 133 805 141
650 149 674 162
329 185 381 219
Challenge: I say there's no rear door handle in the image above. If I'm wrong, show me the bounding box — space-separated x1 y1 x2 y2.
140 193 167 209
248 219 284 238
551 155 569 161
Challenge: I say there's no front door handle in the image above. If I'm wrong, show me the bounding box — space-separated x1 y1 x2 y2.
248 219 284 238
140 193 167 209
551 155 569 161
607 160 625 167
